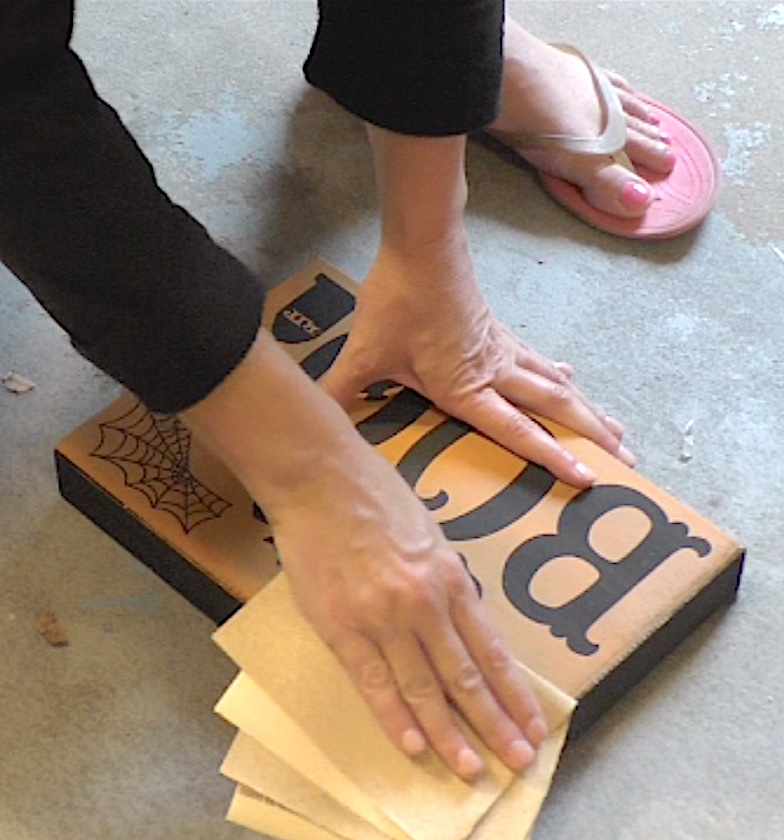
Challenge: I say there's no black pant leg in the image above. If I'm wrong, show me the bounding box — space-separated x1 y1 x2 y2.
0 0 266 413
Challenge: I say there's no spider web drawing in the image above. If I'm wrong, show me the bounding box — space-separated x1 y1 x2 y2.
91 401 231 533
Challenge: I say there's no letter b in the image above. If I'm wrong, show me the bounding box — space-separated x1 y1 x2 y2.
502 485 712 655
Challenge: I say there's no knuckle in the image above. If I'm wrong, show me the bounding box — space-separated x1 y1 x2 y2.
349 581 409 628
357 657 395 694
400 672 440 706
404 572 439 610
502 410 537 442
484 637 514 676
546 381 572 405
450 662 485 696
441 554 473 594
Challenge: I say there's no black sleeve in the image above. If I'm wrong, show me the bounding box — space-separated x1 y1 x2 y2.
304 0 505 136
0 1 266 414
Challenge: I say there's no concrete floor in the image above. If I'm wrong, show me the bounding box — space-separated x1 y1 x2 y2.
1 1 782 838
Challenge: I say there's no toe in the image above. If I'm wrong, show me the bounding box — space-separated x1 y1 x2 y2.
625 124 677 174
579 161 655 219
615 86 660 127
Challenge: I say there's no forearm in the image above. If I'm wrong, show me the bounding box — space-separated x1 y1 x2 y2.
181 328 369 519
367 126 469 252
0 1 265 414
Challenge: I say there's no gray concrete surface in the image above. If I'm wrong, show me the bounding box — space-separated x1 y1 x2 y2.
1 1 782 838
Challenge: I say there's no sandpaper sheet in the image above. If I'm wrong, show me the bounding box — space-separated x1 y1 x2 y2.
221 730 395 840
227 786 346 840
470 720 569 840
222 701 570 840
213 573 575 840
213 574 511 840
216 672 408 840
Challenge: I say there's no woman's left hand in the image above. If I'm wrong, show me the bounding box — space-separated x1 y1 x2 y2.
320 232 634 487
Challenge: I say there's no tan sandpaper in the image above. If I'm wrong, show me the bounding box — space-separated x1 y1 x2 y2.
470 721 570 840
227 785 346 840
213 574 575 840
216 667 500 840
221 730 400 840
222 708 571 840
213 574 513 840
215 672 408 840
220 681 571 840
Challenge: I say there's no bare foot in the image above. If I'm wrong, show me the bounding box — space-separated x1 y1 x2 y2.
488 19 676 219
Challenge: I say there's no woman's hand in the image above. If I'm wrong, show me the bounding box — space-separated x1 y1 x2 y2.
270 431 549 781
184 329 547 781
321 231 634 487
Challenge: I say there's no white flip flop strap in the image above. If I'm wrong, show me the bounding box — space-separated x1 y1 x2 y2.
492 43 628 157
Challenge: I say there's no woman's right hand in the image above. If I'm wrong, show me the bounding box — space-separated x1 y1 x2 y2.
184 328 547 781
269 431 549 781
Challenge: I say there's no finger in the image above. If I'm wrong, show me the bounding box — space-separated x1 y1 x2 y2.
520 353 625 444
516 352 625 445
419 592 546 773
602 412 626 441
333 634 428 760
553 361 574 379
506 352 624 446
505 347 625 443
381 634 487 780
454 388 598 486
499 369 636 467
450 587 549 749
513 345 572 384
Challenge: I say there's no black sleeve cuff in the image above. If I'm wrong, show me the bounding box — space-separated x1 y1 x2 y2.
304 0 504 136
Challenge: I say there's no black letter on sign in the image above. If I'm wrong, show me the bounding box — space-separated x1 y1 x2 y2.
502 485 712 656
355 388 431 446
300 334 348 380
393 415 556 540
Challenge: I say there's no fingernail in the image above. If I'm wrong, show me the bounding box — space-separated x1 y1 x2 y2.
457 747 484 779
575 461 597 483
659 130 672 144
619 181 653 210
402 728 427 757
618 445 637 468
508 738 536 772
526 716 550 746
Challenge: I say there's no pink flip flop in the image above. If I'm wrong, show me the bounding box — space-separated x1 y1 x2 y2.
490 46 722 240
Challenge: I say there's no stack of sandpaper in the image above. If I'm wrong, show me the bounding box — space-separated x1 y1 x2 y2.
212 574 576 840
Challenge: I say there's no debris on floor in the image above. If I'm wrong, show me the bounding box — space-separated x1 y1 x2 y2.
36 611 69 647
2 371 36 394
679 419 695 463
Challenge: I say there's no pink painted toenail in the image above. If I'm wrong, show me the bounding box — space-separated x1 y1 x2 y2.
619 181 653 210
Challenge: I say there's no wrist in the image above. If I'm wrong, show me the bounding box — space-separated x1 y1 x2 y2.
182 328 371 516
367 124 468 251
